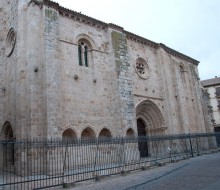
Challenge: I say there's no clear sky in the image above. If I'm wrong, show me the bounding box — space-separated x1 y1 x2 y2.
54 0 220 80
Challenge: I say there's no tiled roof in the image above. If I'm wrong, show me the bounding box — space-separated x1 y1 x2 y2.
201 77 220 87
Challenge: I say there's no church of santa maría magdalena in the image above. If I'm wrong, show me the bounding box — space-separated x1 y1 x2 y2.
0 0 212 142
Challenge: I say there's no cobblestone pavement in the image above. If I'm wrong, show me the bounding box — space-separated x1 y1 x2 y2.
64 153 220 190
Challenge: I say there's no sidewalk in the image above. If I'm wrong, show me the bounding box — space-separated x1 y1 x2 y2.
61 152 220 190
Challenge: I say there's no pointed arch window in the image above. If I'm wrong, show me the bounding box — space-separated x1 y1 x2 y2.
180 65 186 83
78 40 91 67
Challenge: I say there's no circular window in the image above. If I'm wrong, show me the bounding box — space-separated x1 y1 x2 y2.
5 28 16 57
135 58 149 79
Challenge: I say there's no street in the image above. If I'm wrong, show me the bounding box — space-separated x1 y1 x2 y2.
67 152 220 190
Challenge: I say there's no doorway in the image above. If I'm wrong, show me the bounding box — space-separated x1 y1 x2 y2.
137 118 148 157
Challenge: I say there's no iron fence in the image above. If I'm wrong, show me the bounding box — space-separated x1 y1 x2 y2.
0 132 220 190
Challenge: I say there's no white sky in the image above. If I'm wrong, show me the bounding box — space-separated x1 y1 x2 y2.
54 0 220 80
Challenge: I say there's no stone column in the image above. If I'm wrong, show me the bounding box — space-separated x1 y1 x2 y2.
44 7 61 138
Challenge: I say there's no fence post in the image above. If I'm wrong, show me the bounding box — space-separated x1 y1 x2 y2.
94 138 99 177
189 133 194 157
62 140 68 183
121 137 126 174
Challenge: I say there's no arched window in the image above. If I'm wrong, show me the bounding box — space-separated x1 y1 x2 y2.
2 122 14 166
126 128 135 137
78 45 82 66
2 122 13 140
98 128 112 138
81 127 96 138
180 65 186 83
78 40 91 67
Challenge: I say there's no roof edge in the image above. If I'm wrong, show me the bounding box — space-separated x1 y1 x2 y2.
42 0 200 66
202 83 220 87
159 43 200 65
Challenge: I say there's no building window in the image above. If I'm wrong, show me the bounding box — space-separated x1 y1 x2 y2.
135 58 150 79
218 100 220 110
216 87 220 98
180 65 186 83
78 40 91 67
78 45 82 66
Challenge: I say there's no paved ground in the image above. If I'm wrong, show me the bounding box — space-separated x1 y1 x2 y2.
65 152 220 190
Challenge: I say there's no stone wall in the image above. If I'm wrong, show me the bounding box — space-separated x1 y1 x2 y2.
0 0 18 138
111 30 135 134
0 0 214 177
0 0 211 141
57 16 123 138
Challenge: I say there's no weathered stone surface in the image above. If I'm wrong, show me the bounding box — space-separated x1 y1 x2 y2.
0 0 212 141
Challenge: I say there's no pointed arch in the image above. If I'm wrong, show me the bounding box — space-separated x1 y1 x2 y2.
98 128 112 138
81 127 96 138
126 128 135 137
62 128 77 140
1 121 15 166
2 121 13 140
136 100 166 136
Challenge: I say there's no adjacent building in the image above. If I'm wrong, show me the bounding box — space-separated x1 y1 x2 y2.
201 76 220 133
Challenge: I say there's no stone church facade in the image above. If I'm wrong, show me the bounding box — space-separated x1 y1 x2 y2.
0 0 211 141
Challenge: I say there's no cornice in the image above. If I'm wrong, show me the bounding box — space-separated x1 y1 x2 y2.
108 23 124 32
159 43 199 65
43 0 108 30
42 0 200 66
124 30 159 49
134 94 163 101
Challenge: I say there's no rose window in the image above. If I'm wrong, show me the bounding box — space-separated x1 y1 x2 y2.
135 58 149 79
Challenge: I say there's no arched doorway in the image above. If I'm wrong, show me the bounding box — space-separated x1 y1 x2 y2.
136 100 165 158
2 122 15 166
136 100 165 135
137 118 148 157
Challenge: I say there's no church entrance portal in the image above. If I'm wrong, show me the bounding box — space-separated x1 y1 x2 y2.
136 100 166 158
137 118 148 157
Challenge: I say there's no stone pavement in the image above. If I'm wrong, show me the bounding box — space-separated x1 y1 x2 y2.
62 152 220 190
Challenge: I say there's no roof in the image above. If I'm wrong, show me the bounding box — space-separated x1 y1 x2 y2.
201 77 220 87
41 0 199 65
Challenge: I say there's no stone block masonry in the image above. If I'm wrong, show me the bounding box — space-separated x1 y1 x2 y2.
0 0 212 141
111 31 135 131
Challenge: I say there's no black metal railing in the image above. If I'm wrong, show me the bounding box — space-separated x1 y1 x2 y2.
0 132 220 189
